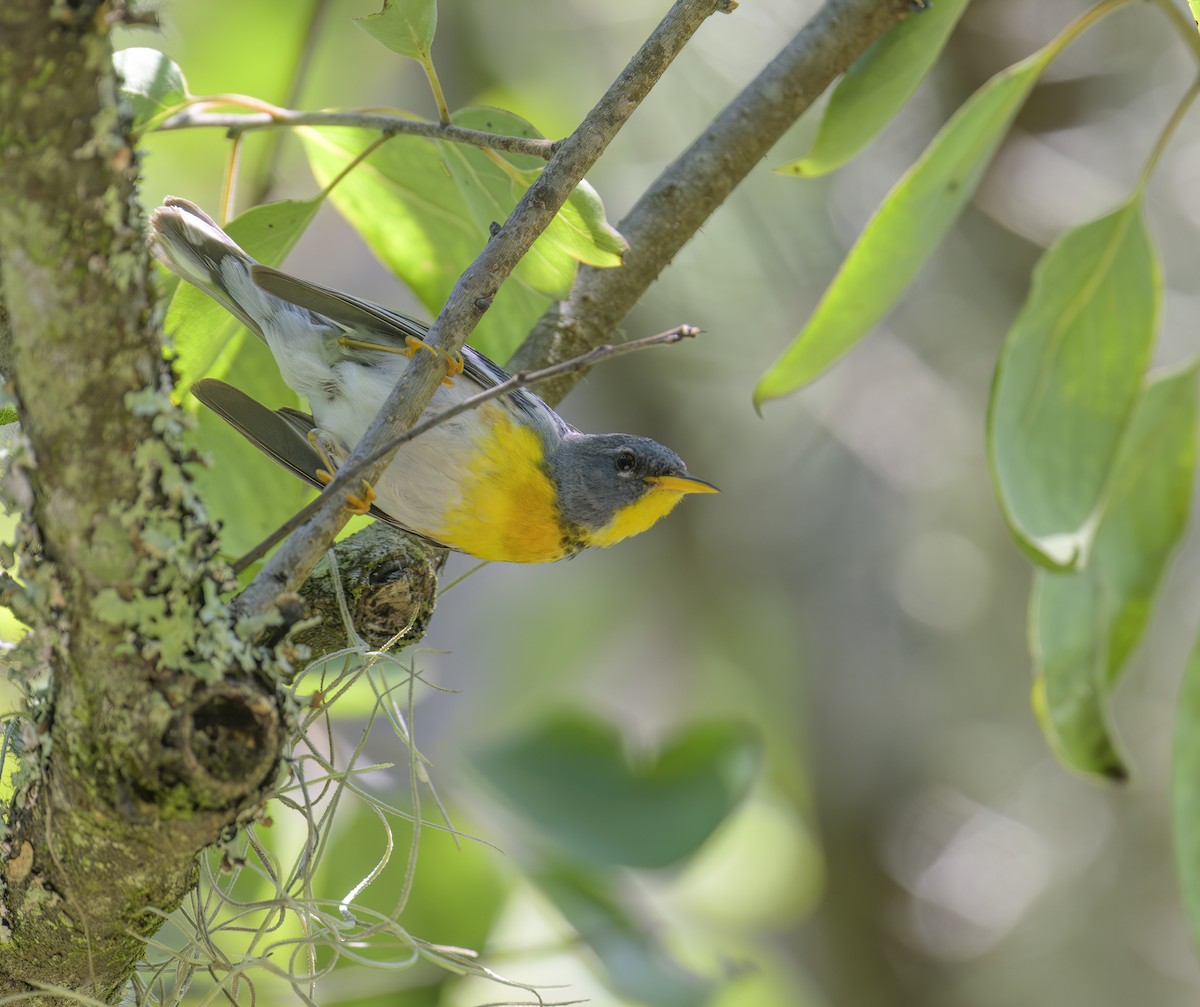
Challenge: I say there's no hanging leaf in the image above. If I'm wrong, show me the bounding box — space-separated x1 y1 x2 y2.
354 0 438 62
1173 630 1200 956
302 125 549 362
1031 362 1198 779
777 0 970 178
989 201 1158 570
472 711 761 868
113 48 190 131
754 42 1057 407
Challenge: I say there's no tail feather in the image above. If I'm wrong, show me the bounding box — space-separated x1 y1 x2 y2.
149 197 264 337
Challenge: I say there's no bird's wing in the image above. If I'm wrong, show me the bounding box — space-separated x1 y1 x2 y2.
193 378 328 488
250 264 572 436
191 378 442 541
250 264 431 347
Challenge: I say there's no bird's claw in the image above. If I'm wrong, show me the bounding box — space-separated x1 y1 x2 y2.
309 431 375 516
405 336 464 386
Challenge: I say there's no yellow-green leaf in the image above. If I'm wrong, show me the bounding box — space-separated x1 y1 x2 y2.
754 43 1056 407
777 0 970 178
442 107 624 280
114 48 190 132
1032 362 1198 779
988 202 1158 570
354 0 437 62
1173 628 1200 955
301 123 557 362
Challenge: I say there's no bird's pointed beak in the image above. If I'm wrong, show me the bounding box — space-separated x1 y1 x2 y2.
646 473 720 495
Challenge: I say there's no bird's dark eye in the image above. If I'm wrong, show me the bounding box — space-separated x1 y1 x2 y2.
614 449 637 474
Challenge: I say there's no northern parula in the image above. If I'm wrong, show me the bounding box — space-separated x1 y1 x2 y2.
150 197 716 563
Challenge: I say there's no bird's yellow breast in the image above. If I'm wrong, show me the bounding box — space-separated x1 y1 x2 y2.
437 408 569 564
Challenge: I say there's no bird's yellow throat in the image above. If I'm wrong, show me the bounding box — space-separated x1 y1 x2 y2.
437 409 702 563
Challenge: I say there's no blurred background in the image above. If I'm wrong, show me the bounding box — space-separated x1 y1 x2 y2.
93 0 1200 1003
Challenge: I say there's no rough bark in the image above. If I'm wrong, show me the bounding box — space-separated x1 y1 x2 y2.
0 1 289 999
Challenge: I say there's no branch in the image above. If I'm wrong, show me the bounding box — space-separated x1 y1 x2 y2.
293 523 441 655
508 0 921 403
157 103 558 160
234 0 731 626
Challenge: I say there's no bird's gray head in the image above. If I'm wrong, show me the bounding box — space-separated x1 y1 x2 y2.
546 432 717 542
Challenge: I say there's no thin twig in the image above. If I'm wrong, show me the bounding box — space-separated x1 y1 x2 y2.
234 0 726 626
508 0 921 404
156 105 557 161
231 325 698 574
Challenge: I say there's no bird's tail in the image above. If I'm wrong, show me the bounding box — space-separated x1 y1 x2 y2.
148 196 267 338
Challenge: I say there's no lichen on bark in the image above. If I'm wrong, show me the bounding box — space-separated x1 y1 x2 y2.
0 0 295 998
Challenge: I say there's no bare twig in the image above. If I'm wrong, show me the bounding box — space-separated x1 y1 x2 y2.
234 0 728 626
157 104 557 161
509 0 921 404
232 325 699 573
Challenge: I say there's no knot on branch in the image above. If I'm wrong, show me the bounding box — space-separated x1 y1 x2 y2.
294 524 441 655
176 683 282 806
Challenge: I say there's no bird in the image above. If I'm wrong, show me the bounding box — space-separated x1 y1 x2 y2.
149 197 717 564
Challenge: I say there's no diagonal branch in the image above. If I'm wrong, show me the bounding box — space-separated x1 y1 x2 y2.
508 0 922 404
234 0 733 626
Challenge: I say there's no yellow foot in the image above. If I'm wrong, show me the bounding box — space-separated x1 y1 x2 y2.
309 430 376 515
338 334 464 385
405 336 464 386
344 481 376 515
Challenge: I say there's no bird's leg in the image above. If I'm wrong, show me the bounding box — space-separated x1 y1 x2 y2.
338 335 465 386
307 429 376 515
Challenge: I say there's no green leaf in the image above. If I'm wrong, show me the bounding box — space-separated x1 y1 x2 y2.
778 0 970 178
754 42 1057 407
988 202 1158 569
1173 630 1200 955
438 109 573 300
472 711 760 868
300 124 554 363
355 0 437 62
1031 362 1199 779
558 178 628 265
446 107 625 270
0 407 16 427
113 48 190 131
534 861 712 1007
165 196 323 395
